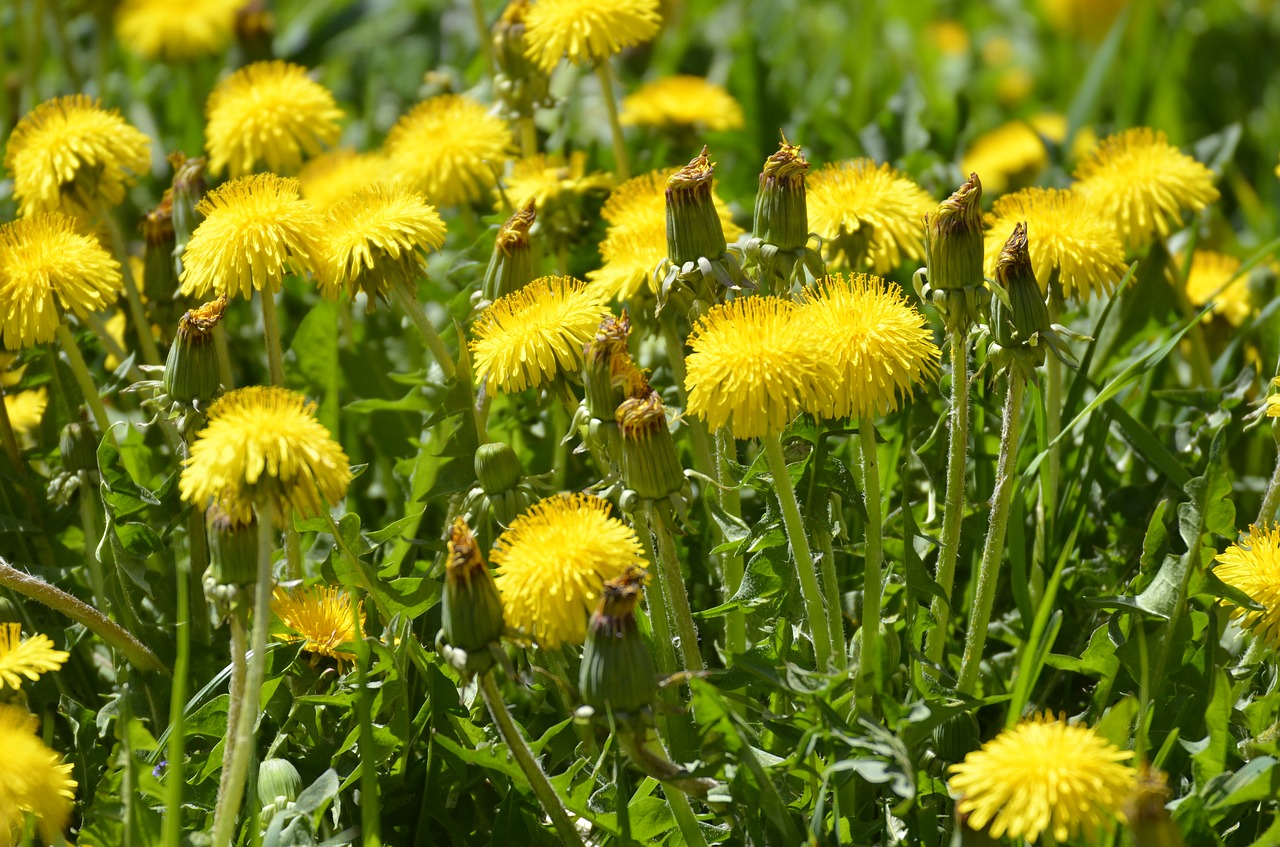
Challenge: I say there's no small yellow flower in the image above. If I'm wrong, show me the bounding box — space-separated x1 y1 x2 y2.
492 493 644 648
298 149 389 212
319 181 447 302
1182 250 1250 327
4 95 151 218
204 60 343 177
807 159 934 275
1213 524 1280 649
470 276 609 393
0 623 69 690
620 76 744 132
498 151 612 212
1074 127 1219 250
180 386 352 522
928 20 970 57
3 387 48 438
385 95 515 208
0 214 122 350
962 113 1096 195
0 705 77 846
522 0 662 73
1041 0 1129 40
179 173 324 300
950 712 1135 843
116 0 243 61
272 585 365 662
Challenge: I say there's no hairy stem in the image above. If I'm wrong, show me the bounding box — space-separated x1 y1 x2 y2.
856 422 884 705
259 289 286 387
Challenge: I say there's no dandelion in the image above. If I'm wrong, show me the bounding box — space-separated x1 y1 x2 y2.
807 159 934 274
180 385 352 522
492 493 644 648
620 76 744 132
4 94 151 218
1041 0 1129 40
601 168 740 240
950 713 1136 843
384 95 515 208
962 113 1096 195
271 585 365 662
178 173 324 301
116 0 243 61
298 149 389 212
204 60 344 177
1074 128 1219 250
499 151 612 210
1183 250 1250 327
983 187 1126 300
522 0 661 73
469 276 609 393
0 705 77 846
3 388 48 439
1213 525 1280 649
0 623 69 690
0 214 122 350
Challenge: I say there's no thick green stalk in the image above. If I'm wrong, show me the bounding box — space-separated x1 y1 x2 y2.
666 786 710 847
856 423 884 704
213 325 235 390
104 215 163 367
259 289 286 387
957 375 1026 695
353 597 381 846
647 503 704 673
78 474 109 613
806 428 846 665
1258 457 1280 528
469 0 495 79
56 323 112 436
631 508 680 679
594 61 630 181
213 605 247 837
162 522 193 847
715 429 747 656
390 277 456 380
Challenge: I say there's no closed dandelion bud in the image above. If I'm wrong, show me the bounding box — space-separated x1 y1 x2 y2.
475 441 523 497
442 519 506 654
579 567 658 717
0 598 21 623
59 422 98 474
616 388 684 501
1123 766 1184 847
482 200 536 302
582 312 632 420
141 194 178 309
257 758 303 809
169 154 207 261
164 297 226 406
931 711 981 765
925 173 984 293
208 504 259 588
492 0 550 118
753 139 809 252
990 222 1048 357
666 147 728 266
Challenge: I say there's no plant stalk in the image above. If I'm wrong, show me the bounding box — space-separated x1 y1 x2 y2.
104 215 163 367
647 503 704 673
162 518 194 847
1258 455 1280 528
56 323 113 436
926 326 969 670
856 422 884 705
715 429 747 656
390 278 456 380
594 61 630 181
260 289 286 387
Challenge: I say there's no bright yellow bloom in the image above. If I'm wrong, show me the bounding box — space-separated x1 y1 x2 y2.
522 0 661 73
272 585 365 661
807 159 934 275
470 276 609 393
180 386 352 522
298 149 389 212
498 151 612 211
1041 0 1129 40
950 713 1135 843
103 310 128 371
798 274 940 421
1213 525 1280 649
179 173 324 300
928 20 970 57
620 76 744 132
1074 128 1219 250
0 623 69 690
962 113 1096 195
3 387 48 438
983 187 1126 301
0 705 77 846
319 181 446 301
1182 250 1250 327
204 60 343 178
4 94 151 218
385 95 515 208
0 214 122 350
116 0 243 61
492 493 644 648
685 296 837 440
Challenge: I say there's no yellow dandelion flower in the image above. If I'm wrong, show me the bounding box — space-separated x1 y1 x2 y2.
204 60 343 178
0 214 122 350
1041 0 1129 40
0 623 69 690
180 385 352 522
619 76 744 132
522 0 661 74
272 585 365 661
798 274 940 421
950 713 1135 843
1074 127 1219 250
928 20 970 57
1213 524 1280 649
1182 250 1250 327
385 95 515 208
983 187 1126 300
684 296 837 440
179 173 324 300
298 148 389 212
470 275 609 393
962 113 1096 195
807 159 934 275
492 493 644 648
0 705 77 846
498 151 612 211
4 94 151 218
115 0 242 61
3 387 48 439
319 181 446 302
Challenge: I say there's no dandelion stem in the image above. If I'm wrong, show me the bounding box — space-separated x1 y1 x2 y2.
162 515 194 847
469 0 496 80
1258 457 1280 527
213 325 235 390
55 323 115 439
104 214 164 367
520 117 538 159
666 788 710 847
715 429 747 657
647 503 704 672
390 277 457 380
957 374 1026 695
213 602 247 839
259 289 287 387
856 422 883 704
762 431 834 671
594 61 630 181
353 595 382 845
806 426 846 664
78 472 109 612
631 507 680 678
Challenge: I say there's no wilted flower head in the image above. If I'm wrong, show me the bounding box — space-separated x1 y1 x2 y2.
807 159 934 274
116 0 243 61
272 586 365 662
1182 250 1250 327
0 623 69 691
297 148 389 212
1213 524 1280 649
522 0 661 74
0 705 77 846
620 76 744 132
385 95 515 208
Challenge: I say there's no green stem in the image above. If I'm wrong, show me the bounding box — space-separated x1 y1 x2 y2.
957 374 1026 695
469 0 496 79
714 429 746 657
353 594 381 846
390 277 455 379
1258 455 1280 527
647 503 704 673
323 508 392 621
806 427 846 665
162 518 193 847
84 311 138 379
762 432 833 671
104 215 163 367
666 788 709 847
520 117 538 159
260 289 286 387
56 323 112 436
78 474 109 612
594 61 630 181
926 326 969 670
214 603 247 838
631 508 679 678
213 325 235 390
478 673 586 847
856 422 883 705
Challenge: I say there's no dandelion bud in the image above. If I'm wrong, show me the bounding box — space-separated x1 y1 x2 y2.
482 200 536 302
616 387 685 501
59 422 98 475
925 173 984 294
492 0 551 120
141 193 178 313
257 758 303 809
990 222 1049 357
0 598 19 623
579 566 658 717
169 153 207 263
1123 767 1185 847
582 312 632 420
164 297 226 406
930 711 981 765
753 139 810 253
475 441 523 497
441 519 506 655
207 504 258 589
666 147 728 266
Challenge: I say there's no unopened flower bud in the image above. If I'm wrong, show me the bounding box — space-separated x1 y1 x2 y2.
753 139 810 252
579 566 658 717
474 441 523 496
141 193 178 311
164 297 226 406
616 387 685 501
441 519 505 654
169 154 206 265
925 173 984 294
582 312 632 420
208 504 258 588
492 0 550 119
990 222 1048 352
482 200 535 302
931 711 981 765
666 147 728 266
257 758 303 809
0 598 21 624
59 422 98 475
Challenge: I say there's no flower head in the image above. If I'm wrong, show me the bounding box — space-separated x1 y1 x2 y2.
116 0 242 61
4 387 48 438
1183 250 1250 327
470 276 609 393
272 585 365 661
522 0 661 74
620 76 744 132
499 151 612 211
5 95 151 218
179 173 324 300
962 113 1095 195
204 60 343 177
298 149 389 212
684 296 836 439
950 713 1135 843
984 187 1126 301
807 159 934 274
385 95 514 208
0 214 122 350
0 623 69 690
1213 524 1280 649
0 705 77 845
319 181 446 301
180 386 352 522
1074 128 1219 249
1041 0 1128 40
492 493 644 648
798 274 940 421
